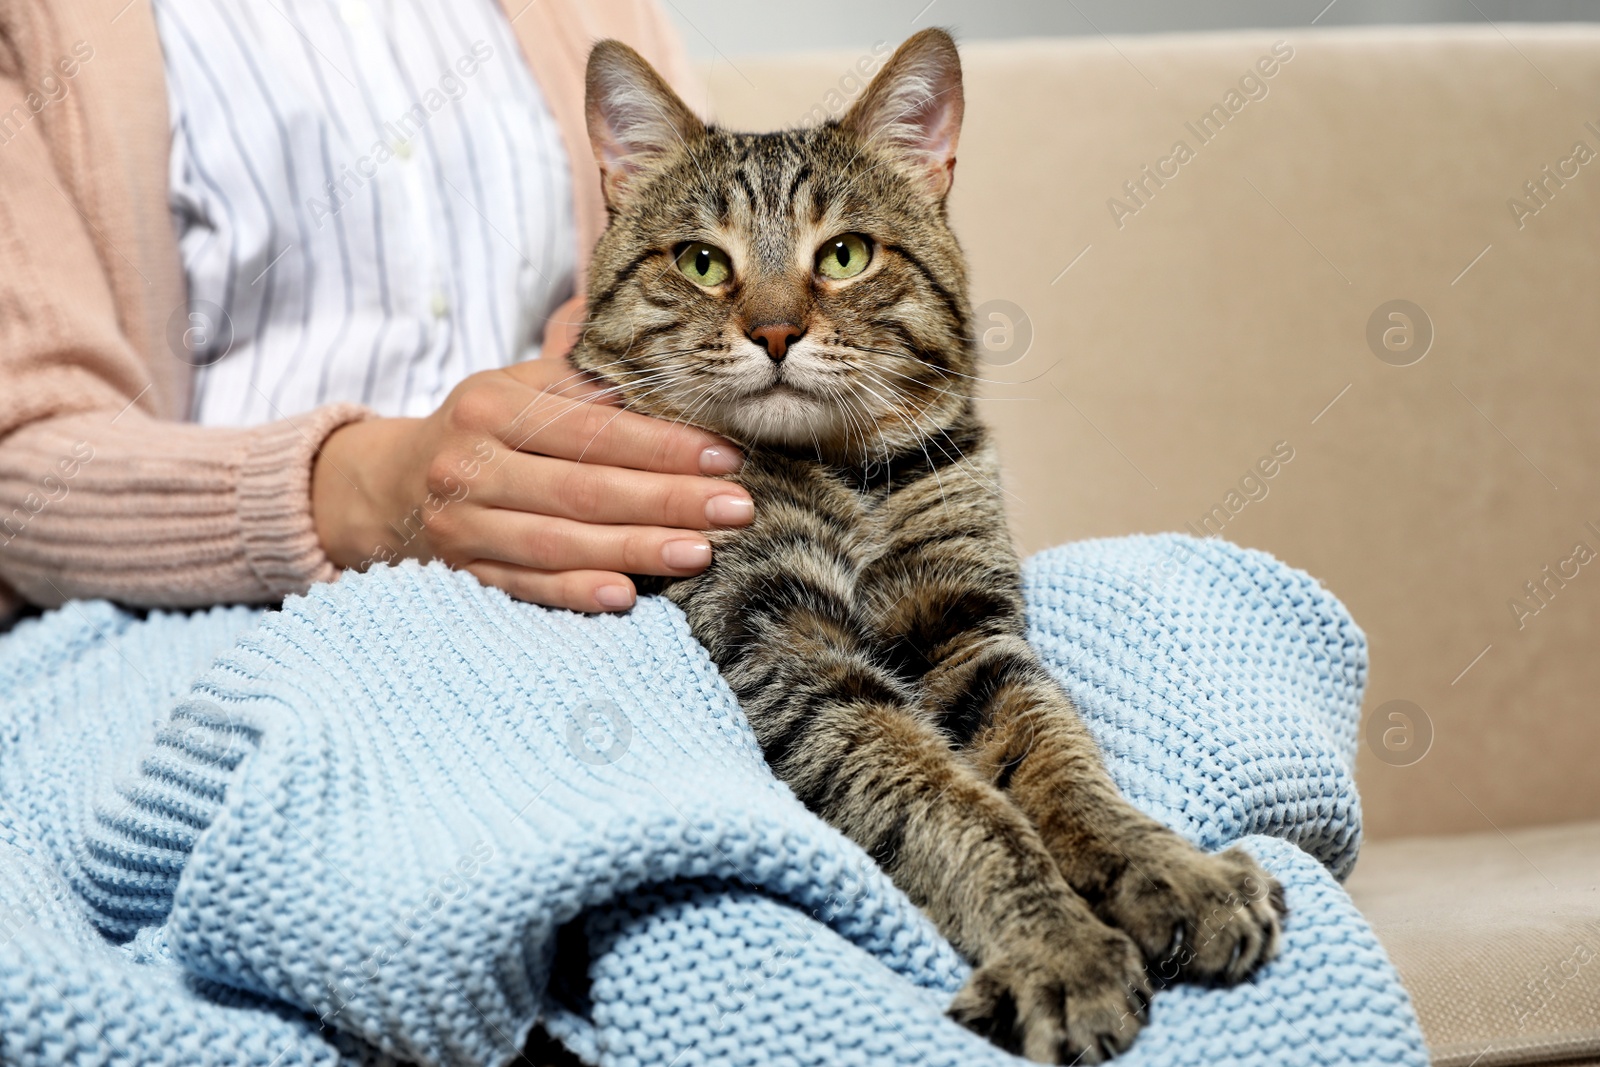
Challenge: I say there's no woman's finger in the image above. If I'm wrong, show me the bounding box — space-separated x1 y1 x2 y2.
453 508 716 577
477 450 753 530
502 356 613 402
507 393 742 475
454 375 741 477
462 560 638 613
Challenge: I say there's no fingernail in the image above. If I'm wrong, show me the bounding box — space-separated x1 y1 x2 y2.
662 539 711 571
595 584 635 610
705 494 754 526
700 445 743 475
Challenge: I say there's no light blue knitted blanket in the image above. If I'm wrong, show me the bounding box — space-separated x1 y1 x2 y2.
0 536 1427 1066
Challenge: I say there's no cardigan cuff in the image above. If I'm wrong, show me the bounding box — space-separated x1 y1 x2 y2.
237 403 374 597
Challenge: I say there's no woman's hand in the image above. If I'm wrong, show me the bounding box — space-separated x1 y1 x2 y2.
311 358 752 612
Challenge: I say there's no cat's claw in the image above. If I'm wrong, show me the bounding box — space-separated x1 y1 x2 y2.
1096 840 1287 987
949 920 1150 1064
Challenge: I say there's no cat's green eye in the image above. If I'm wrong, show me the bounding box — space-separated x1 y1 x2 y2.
816 233 872 280
675 242 733 287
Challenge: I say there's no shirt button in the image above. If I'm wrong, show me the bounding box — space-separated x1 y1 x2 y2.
431 291 450 318
394 139 413 160
340 0 369 27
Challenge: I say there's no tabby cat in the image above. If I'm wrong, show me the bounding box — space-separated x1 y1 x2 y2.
569 30 1286 1064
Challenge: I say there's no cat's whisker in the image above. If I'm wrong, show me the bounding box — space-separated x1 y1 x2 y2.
566 377 719 468
858 361 963 402
502 366 699 453
849 367 1017 503
819 379 873 466
844 344 1014 388
836 374 903 470
615 370 727 428
586 358 714 393
511 366 709 468
573 345 715 379
843 392 879 468
589 372 707 420
488 353 711 450
847 342 1053 392
676 384 732 445
585 366 698 398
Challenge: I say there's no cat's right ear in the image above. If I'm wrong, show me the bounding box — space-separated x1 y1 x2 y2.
585 40 705 210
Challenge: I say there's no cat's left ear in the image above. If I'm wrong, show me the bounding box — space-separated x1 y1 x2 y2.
841 29 964 199
586 40 707 209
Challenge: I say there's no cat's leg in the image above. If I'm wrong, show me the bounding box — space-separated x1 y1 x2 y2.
769 686 1150 1064
860 450 1285 990
929 629 1286 987
668 468 1149 1063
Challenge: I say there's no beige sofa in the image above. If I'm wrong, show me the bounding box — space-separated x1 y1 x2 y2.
696 25 1600 1067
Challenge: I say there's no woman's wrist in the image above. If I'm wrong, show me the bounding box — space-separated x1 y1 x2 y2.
312 416 422 570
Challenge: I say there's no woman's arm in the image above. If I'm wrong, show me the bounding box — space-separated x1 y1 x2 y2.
0 0 736 618
0 406 373 611
0 49 375 612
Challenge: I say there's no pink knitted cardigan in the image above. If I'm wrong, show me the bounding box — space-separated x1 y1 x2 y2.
0 0 694 620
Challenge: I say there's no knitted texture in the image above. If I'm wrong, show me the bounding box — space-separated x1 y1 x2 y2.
0 535 1426 1066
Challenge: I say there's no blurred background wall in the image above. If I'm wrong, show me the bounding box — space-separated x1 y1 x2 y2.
663 1 1600 59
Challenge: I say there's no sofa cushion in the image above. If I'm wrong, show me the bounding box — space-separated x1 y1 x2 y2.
1347 821 1600 1066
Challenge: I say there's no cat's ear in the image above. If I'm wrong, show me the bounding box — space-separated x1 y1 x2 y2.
841 29 964 199
586 40 706 209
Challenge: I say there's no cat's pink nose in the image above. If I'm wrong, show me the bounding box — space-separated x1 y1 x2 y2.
748 322 805 361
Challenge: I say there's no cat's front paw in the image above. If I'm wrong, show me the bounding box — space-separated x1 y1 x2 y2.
949 920 1150 1064
1097 837 1286 986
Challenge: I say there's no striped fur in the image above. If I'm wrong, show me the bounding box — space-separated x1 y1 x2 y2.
571 31 1286 1064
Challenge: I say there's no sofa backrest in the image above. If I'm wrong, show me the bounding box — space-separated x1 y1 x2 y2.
700 26 1600 840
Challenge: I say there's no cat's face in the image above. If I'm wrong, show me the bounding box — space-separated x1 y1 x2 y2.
572 30 971 461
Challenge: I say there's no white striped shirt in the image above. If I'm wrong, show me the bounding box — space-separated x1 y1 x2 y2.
153 0 577 426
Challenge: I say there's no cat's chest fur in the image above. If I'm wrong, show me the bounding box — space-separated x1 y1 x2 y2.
706 444 951 569
649 422 1005 663
665 450 899 600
